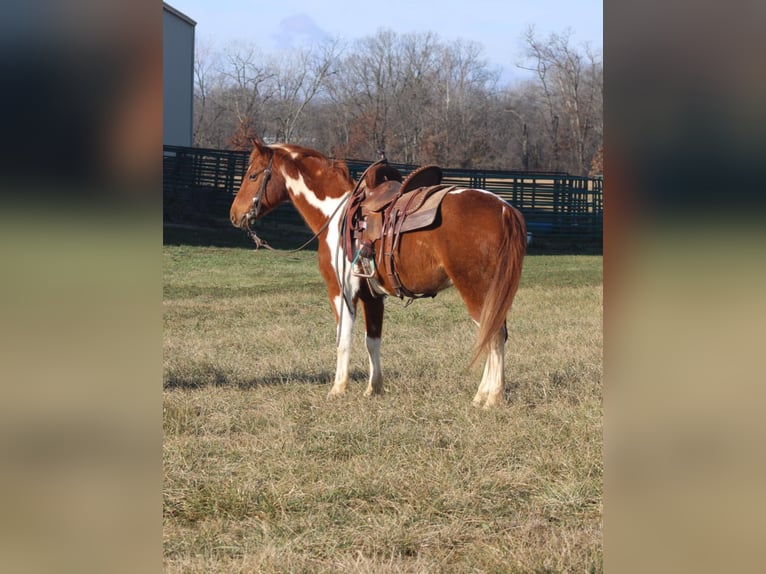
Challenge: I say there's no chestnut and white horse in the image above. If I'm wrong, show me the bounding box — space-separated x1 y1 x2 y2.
230 140 526 407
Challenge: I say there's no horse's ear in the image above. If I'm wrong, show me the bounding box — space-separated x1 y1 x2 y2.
249 135 267 155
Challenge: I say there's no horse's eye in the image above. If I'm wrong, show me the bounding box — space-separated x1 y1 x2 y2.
249 172 257 181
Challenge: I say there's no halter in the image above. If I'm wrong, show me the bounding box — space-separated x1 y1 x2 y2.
240 152 275 250
248 152 274 222
239 153 384 255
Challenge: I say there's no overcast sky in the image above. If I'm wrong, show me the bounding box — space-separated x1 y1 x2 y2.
167 0 602 84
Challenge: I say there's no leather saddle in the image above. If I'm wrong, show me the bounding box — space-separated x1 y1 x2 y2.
362 163 442 211
343 161 454 299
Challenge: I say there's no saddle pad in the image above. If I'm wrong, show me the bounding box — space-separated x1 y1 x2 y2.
397 186 455 234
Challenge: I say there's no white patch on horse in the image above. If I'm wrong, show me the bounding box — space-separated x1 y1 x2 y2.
329 293 356 396
283 171 355 289
285 172 343 218
271 144 301 160
321 197 360 306
283 168 363 396
451 188 512 216
448 188 497 198
474 329 506 408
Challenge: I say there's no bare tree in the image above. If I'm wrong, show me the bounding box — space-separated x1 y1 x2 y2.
388 31 441 163
219 41 274 146
436 39 499 167
187 27 601 173
336 30 407 158
520 27 603 174
192 38 229 148
267 39 342 142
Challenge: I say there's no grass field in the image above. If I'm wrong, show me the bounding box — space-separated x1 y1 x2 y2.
163 243 602 572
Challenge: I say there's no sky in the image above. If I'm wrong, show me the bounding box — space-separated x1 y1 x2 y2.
167 0 602 85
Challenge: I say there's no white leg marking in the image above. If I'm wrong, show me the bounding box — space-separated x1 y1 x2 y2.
364 336 383 396
329 295 355 397
482 330 506 408
280 166 363 397
325 244 360 398
472 328 506 408
473 358 492 406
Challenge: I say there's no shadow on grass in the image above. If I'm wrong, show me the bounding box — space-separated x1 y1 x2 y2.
163 223 319 251
163 362 370 390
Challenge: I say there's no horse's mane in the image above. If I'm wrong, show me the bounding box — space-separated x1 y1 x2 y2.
272 143 351 183
329 158 351 182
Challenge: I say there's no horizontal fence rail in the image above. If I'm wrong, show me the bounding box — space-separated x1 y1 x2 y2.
164 146 602 249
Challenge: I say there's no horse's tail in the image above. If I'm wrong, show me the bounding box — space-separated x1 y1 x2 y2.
471 204 527 366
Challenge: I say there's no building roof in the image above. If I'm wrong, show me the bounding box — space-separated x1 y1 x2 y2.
163 2 196 26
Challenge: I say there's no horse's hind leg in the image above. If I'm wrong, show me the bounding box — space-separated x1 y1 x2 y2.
451 282 508 407
472 324 507 408
361 296 384 396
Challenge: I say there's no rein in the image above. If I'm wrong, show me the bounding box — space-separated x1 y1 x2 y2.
238 154 388 345
241 156 385 256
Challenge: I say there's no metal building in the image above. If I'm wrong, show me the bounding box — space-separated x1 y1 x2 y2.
163 3 196 147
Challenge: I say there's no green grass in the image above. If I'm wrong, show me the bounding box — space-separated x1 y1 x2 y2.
164 245 602 572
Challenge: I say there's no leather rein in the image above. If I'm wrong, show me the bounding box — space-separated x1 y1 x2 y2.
240 153 383 254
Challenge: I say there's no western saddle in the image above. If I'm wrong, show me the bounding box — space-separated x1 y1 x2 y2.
343 160 455 299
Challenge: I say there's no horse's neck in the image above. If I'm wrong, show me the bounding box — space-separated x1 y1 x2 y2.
286 170 352 233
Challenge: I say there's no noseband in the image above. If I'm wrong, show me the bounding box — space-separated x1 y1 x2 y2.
240 152 275 250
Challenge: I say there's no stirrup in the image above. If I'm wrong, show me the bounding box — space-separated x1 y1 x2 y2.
351 248 376 278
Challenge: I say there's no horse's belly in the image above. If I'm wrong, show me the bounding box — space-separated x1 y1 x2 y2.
394 231 453 294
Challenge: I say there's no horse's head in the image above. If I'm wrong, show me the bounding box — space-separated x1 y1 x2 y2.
230 139 286 230
231 140 355 249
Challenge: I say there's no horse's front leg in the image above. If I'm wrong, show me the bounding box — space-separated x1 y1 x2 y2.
361 296 384 396
328 293 356 397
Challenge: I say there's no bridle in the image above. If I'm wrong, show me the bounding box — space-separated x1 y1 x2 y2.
240 152 275 250
237 151 383 256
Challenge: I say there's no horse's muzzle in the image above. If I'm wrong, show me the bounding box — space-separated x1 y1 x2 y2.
230 211 245 228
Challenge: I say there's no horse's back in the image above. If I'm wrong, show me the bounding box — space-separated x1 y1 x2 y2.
407 187 519 250
396 188 522 294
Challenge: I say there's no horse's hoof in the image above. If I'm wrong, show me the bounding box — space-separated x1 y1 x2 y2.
482 398 504 409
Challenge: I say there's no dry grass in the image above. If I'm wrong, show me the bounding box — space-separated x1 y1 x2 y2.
164 245 602 572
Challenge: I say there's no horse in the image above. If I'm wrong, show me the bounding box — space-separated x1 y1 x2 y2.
229 139 526 407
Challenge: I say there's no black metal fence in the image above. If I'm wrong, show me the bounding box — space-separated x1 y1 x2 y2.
164 145 602 250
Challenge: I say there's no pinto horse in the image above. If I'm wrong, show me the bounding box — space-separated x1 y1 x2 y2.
230 140 526 407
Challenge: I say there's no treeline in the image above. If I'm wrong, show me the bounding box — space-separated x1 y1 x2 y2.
193 28 602 176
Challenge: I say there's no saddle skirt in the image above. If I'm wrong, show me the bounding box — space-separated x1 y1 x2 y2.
343 161 454 299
